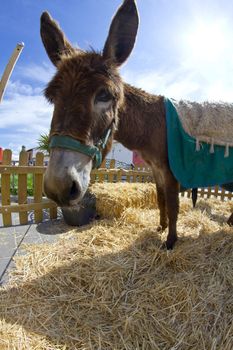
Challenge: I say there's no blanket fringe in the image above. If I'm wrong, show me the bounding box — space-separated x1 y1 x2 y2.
196 138 200 151
210 140 215 154
224 144 229 158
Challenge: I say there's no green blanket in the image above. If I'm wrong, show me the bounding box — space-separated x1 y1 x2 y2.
165 98 233 188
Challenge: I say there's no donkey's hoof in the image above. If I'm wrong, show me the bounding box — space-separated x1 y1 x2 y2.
157 224 167 232
165 236 178 250
227 213 233 226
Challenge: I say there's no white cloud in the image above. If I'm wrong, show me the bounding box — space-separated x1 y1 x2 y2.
122 67 204 101
0 91 52 131
17 62 55 84
5 80 42 97
122 49 233 103
0 79 52 155
122 9 233 103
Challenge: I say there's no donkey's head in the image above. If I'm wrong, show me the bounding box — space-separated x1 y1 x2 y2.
41 0 139 207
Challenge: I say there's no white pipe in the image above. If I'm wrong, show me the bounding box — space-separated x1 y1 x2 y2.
0 42 24 104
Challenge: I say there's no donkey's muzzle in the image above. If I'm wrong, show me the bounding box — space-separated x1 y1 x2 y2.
43 148 92 207
44 177 82 207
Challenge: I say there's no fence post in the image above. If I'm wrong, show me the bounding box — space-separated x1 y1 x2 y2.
108 159 115 182
34 152 44 223
137 165 142 182
116 169 122 182
220 187 226 201
18 150 28 224
207 187 212 198
100 159 106 168
1 149 12 226
214 186 219 199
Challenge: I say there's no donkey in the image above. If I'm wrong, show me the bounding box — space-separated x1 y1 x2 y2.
40 0 231 249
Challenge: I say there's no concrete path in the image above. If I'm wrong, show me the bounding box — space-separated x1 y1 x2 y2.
0 210 69 285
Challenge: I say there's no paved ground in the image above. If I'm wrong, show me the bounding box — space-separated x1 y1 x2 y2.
0 210 69 285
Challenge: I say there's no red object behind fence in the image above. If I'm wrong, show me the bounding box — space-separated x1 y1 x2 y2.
133 151 145 166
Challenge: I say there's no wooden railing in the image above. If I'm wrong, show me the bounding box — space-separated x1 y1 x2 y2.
181 186 233 200
0 149 57 226
0 151 153 227
91 159 153 183
0 149 232 227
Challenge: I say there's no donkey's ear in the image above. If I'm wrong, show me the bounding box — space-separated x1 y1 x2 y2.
103 0 139 66
40 12 75 66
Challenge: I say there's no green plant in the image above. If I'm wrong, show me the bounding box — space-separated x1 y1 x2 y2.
37 133 50 154
9 174 34 196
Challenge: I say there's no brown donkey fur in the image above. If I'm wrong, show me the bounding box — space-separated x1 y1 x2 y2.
40 0 180 249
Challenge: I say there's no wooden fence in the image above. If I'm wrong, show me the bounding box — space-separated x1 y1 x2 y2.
0 149 57 227
181 186 233 201
0 150 153 227
91 159 153 183
0 149 232 227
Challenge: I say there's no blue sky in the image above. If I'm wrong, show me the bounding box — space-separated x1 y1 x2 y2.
1 0 233 156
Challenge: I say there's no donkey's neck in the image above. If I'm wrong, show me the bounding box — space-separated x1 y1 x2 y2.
115 83 165 151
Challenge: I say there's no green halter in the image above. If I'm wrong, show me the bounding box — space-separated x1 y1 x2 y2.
49 128 112 169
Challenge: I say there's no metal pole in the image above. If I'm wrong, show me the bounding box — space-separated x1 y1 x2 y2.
0 42 24 104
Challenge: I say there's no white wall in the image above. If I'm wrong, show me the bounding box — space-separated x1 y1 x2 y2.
108 142 132 164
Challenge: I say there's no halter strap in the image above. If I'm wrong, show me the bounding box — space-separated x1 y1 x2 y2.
49 127 112 169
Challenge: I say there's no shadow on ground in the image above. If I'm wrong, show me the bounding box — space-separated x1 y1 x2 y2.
0 225 232 349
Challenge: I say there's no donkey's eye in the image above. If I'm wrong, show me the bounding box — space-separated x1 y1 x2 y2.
95 89 112 104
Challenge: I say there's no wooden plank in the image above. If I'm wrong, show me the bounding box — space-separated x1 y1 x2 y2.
139 174 144 183
108 159 115 182
200 187 205 198
49 206 57 220
126 174 131 183
0 165 46 174
91 168 152 178
90 172 96 184
98 171 105 183
228 192 233 200
18 150 28 224
116 169 122 182
0 43 24 103
34 152 44 223
0 201 57 214
207 187 212 198
1 150 12 226
214 186 219 199
100 159 106 168
132 172 137 182
220 187 226 201
109 159 115 168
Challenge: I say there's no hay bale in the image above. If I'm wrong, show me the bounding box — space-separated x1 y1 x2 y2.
61 183 157 226
91 182 157 219
0 184 233 349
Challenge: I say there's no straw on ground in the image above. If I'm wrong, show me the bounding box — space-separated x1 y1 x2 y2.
0 183 233 350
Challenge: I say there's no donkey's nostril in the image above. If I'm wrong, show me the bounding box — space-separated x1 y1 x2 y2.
69 181 80 201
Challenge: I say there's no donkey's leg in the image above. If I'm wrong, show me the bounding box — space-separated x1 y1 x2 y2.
156 183 167 231
227 213 233 226
152 167 168 232
164 173 179 249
